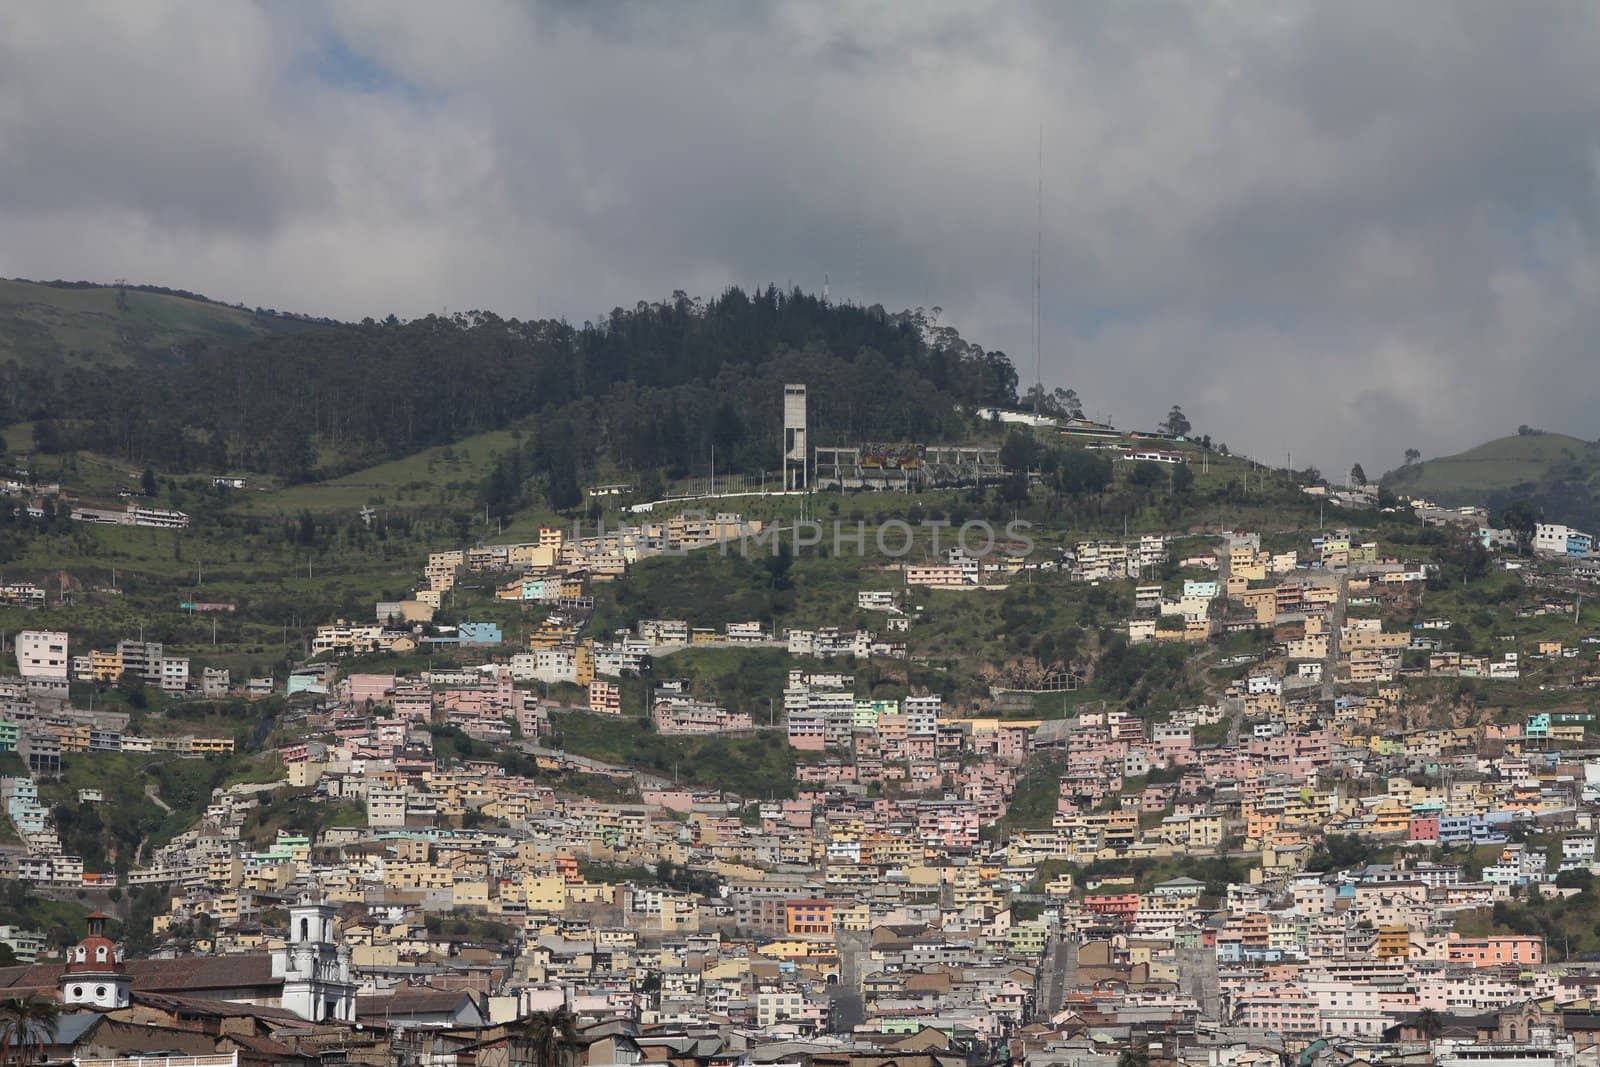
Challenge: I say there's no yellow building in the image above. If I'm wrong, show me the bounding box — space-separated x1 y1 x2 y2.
522 875 568 913
575 642 595 687
89 649 124 682
452 880 491 908
1377 925 1413 958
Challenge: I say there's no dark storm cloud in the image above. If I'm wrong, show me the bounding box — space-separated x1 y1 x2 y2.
2 0 1598 475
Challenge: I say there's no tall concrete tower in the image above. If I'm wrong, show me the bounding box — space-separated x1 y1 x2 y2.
783 384 808 491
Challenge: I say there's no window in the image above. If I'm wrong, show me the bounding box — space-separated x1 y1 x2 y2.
96 986 107 998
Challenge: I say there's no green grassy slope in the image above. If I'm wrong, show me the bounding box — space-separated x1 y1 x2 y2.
1379 430 1600 528
245 428 530 515
0 278 310 370
1383 432 1597 500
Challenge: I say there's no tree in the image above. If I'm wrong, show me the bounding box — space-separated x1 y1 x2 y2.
1404 448 1422 466
515 1005 579 1067
999 430 1038 472
30 420 60 454
636 468 664 502
1000 470 1031 504
1499 499 1539 554
1021 384 1084 419
1349 463 1367 487
1160 405 1191 437
140 467 157 496
1414 1007 1444 1041
1117 1048 1149 1067
765 542 795 590
0 995 61 1067
1129 463 1164 489
1171 462 1195 494
547 466 582 512
1305 833 1378 873
1054 449 1112 496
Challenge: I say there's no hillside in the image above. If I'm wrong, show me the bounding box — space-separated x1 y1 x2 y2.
0 278 320 376
2 286 1021 496
1382 431 1600 529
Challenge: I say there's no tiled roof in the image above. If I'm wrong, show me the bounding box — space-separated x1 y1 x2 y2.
0 954 278 997
356 987 476 1015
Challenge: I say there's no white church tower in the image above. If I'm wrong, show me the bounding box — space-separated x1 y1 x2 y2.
272 898 357 1023
59 912 131 1010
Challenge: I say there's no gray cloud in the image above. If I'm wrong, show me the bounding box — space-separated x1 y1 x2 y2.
2 0 1599 476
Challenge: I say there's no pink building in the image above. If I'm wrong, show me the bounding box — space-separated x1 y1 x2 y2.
394 682 435 723
1408 816 1440 843
588 680 621 714
1447 934 1542 967
997 725 1031 763
652 699 753 734
641 788 698 813
343 672 396 706
516 697 545 739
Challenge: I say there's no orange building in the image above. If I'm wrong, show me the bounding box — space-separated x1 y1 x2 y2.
784 898 834 936
1083 893 1141 922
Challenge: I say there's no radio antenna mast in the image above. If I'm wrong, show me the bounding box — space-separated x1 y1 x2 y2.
1033 122 1043 415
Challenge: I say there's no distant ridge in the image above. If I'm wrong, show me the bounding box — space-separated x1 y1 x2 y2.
0 276 325 372
0 282 1019 495
1382 429 1600 529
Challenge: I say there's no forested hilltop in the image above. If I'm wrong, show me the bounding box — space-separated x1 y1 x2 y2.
1 286 1020 491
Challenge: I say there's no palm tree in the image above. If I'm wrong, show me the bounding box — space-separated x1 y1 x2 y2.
1415 1007 1445 1041
515 1005 578 1067
0 996 61 1067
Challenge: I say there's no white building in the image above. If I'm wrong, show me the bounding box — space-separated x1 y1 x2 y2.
159 656 191 693
1535 524 1574 556
273 900 357 1022
15 630 68 680
1247 674 1283 696
783 384 808 490
904 695 942 736
0 924 45 963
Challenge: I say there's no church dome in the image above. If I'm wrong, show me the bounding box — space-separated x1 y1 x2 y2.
64 913 124 974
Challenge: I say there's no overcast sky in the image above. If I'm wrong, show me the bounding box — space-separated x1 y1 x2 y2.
4 1 1599 476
